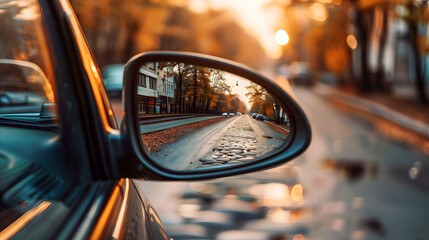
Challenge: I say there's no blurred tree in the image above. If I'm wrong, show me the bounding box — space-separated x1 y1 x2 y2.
267 0 351 79
71 0 170 66
205 69 231 113
187 65 211 112
71 0 268 69
353 0 427 103
163 62 192 113
270 0 428 104
305 1 350 79
245 82 274 117
229 94 246 113
405 1 428 104
163 62 233 114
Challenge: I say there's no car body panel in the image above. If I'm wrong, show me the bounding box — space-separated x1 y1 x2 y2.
89 179 155 240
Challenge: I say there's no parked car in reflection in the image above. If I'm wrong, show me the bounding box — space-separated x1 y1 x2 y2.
256 114 264 121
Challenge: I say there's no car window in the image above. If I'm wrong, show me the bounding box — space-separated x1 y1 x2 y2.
0 0 57 125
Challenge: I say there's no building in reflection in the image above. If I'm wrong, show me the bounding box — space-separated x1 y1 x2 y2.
137 62 175 114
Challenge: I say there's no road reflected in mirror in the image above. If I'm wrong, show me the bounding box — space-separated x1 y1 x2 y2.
137 62 291 170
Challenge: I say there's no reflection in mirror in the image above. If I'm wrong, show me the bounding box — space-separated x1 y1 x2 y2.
137 62 291 171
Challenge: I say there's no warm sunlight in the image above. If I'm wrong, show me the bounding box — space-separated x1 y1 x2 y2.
188 0 284 59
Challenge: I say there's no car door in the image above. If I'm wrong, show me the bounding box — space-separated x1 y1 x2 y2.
0 0 101 239
0 0 158 239
50 0 163 239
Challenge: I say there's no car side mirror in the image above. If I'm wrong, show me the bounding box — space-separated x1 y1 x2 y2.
120 51 311 180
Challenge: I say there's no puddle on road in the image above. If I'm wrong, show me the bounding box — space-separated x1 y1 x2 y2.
322 158 378 181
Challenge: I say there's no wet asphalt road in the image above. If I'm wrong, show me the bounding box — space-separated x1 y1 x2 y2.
291 87 429 240
149 115 287 170
135 86 429 240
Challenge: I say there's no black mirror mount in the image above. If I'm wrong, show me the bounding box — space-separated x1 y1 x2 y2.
119 51 311 180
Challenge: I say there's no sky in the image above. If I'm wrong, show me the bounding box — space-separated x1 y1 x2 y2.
187 0 284 59
224 72 256 110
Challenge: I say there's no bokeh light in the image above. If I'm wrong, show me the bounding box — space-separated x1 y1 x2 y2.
309 3 328 22
291 184 303 202
347 34 358 49
274 29 290 46
267 208 291 223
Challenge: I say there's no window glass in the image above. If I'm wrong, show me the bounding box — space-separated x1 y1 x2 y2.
139 74 146 87
138 97 147 114
0 0 56 119
149 77 157 90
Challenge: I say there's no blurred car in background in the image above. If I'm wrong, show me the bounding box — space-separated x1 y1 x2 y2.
101 64 125 98
288 61 313 86
256 114 264 121
252 113 258 119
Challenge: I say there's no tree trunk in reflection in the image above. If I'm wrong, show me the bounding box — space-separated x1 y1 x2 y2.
192 68 197 113
407 2 428 104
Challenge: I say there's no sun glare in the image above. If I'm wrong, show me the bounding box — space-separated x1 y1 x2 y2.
189 0 284 59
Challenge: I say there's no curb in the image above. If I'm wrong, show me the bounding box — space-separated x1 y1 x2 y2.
264 121 290 133
314 83 429 138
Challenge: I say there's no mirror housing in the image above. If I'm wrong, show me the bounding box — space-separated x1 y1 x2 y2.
120 51 311 180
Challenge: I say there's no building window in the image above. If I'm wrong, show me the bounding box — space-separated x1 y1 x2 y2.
149 77 157 90
138 97 147 113
139 74 146 87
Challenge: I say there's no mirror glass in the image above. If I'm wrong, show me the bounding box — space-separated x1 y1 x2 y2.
137 62 291 171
